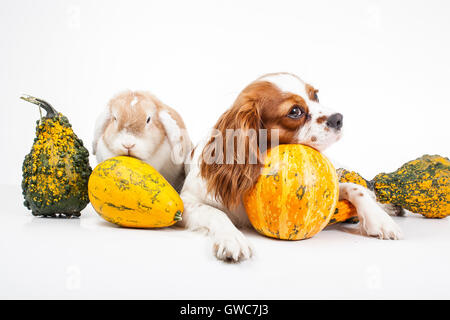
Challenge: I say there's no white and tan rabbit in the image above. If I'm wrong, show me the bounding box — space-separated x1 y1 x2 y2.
92 90 192 191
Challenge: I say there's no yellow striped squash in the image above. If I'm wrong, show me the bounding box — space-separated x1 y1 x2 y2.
88 156 183 228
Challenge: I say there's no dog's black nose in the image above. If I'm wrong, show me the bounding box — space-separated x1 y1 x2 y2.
326 113 343 130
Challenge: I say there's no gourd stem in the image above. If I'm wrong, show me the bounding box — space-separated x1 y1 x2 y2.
366 179 375 191
20 94 58 118
174 210 182 221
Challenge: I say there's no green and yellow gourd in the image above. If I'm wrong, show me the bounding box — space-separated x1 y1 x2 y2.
373 155 449 218
330 155 450 221
88 156 183 228
21 95 92 217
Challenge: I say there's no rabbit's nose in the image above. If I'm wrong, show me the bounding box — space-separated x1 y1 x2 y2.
122 143 135 150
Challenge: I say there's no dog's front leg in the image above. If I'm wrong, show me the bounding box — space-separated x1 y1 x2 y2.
179 198 254 262
339 183 403 239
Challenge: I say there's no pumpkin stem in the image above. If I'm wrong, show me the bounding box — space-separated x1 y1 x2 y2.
20 94 58 118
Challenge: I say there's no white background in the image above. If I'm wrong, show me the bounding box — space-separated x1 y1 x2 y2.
1 0 449 183
1 0 450 299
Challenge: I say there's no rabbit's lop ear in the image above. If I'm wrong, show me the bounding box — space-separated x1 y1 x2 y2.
158 108 192 165
92 106 112 155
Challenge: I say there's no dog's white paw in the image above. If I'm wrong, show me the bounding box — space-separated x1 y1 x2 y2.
360 206 403 240
212 230 254 262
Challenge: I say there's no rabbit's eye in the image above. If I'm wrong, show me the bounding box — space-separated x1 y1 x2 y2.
146 116 151 124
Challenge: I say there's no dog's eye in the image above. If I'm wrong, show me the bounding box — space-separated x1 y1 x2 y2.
146 116 151 124
287 105 304 119
314 92 319 102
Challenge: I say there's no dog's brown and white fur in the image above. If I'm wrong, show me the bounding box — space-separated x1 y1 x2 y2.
180 72 403 262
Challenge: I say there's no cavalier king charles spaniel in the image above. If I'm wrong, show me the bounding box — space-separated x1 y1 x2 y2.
179 72 403 262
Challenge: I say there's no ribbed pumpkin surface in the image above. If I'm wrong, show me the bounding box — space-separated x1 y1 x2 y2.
244 144 339 240
88 156 183 228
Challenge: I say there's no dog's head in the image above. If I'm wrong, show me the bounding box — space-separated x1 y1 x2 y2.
200 72 343 209
253 72 343 149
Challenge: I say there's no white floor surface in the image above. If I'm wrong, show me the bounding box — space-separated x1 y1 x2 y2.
1 184 449 299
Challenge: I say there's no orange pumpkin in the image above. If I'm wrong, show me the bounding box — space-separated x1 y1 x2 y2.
244 144 340 240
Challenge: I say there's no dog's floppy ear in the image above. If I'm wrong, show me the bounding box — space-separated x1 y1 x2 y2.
92 106 112 155
200 93 264 210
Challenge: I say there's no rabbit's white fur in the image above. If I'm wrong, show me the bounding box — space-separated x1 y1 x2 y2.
93 90 192 191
